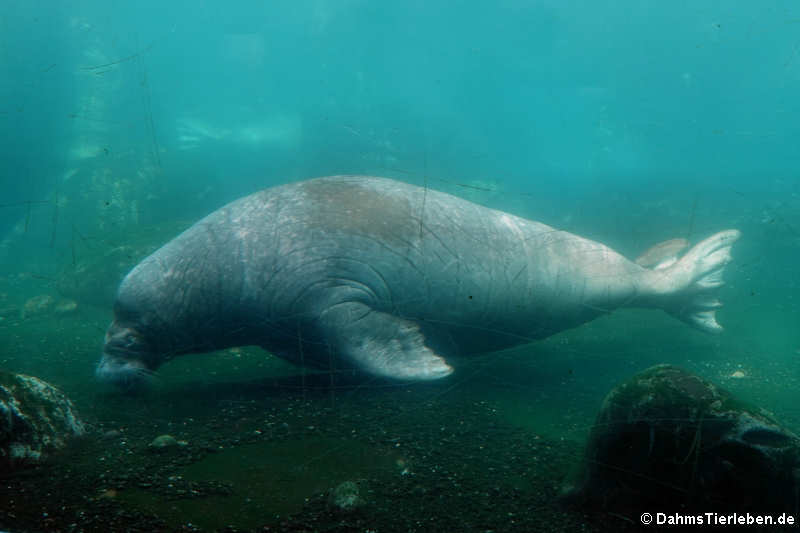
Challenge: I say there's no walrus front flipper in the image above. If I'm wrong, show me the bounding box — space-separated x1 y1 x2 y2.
319 302 453 380
647 229 741 333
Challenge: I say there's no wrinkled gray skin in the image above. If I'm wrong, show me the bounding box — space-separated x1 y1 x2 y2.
97 176 740 388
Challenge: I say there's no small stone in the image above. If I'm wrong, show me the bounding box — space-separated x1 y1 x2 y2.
98 488 117 499
20 295 54 319
54 299 78 314
328 481 363 512
149 434 180 449
102 429 122 440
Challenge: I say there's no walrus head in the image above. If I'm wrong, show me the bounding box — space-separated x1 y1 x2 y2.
96 320 159 390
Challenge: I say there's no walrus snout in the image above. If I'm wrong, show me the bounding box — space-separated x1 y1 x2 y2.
97 321 156 390
95 354 153 390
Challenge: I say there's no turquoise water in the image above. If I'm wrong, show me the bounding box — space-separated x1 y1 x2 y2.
1 1 799 531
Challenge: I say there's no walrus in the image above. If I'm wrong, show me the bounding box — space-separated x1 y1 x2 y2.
96 175 740 388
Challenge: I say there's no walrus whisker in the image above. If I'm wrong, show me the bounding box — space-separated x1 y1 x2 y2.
134 367 159 379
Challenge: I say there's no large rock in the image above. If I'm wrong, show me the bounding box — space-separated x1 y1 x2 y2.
563 364 800 513
0 372 86 470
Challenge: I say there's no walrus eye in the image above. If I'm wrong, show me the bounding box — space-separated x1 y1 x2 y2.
104 324 149 359
122 333 142 349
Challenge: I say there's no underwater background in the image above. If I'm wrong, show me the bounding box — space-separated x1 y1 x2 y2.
0 1 799 531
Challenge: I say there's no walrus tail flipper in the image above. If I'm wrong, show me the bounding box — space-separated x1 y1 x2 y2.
319 302 453 380
635 238 689 270
650 229 740 333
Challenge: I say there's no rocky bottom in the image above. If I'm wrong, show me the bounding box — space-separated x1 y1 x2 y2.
3 365 797 533
0 372 613 533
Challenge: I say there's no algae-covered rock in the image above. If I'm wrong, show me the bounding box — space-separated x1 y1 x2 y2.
563 364 800 513
0 371 86 471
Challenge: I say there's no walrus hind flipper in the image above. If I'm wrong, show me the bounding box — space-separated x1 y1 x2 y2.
662 229 741 333
319 302 453 380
